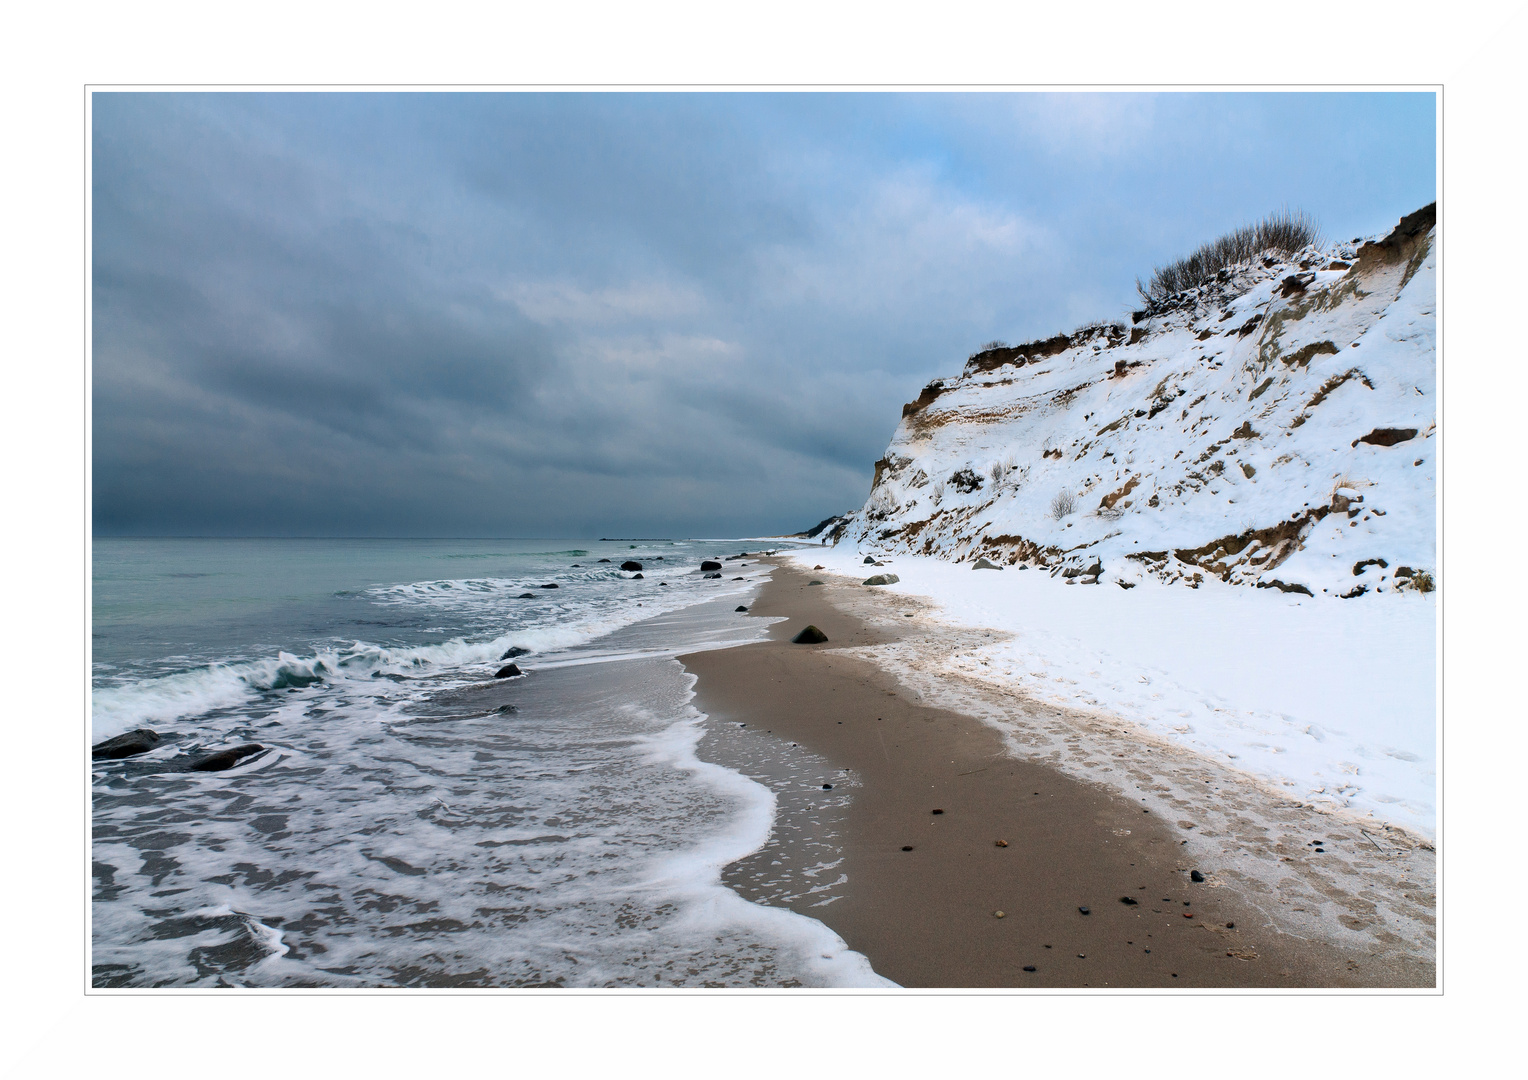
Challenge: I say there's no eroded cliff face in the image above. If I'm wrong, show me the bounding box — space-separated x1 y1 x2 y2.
835 205 1436 599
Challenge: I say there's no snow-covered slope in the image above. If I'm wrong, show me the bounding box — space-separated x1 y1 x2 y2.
835 205 1437 601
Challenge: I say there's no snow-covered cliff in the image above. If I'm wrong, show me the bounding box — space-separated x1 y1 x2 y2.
834 204 1436 600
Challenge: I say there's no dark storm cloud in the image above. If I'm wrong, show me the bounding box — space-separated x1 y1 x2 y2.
91 92 1435 537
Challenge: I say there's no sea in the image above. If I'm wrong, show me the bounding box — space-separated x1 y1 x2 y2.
90 537 887 988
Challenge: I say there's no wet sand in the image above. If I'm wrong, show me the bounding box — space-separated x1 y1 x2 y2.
680 559 1432 988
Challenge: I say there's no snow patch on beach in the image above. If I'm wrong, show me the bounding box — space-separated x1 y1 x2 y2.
786 547 1435 838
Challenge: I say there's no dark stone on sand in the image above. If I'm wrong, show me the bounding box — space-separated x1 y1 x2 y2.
808 580 824 586
822 784 833 789
189 744 265 772
1120 896 1138 905
495 663 523 678
791 625 828 644
735 605 748 612
1190 870 1206 882
901 845 914 851
518 593 535 599
1078 906 1091 915
732 576 744 580
500 646 529 661
92 729 161 760
1226 922 1235 929
621 560 643 571
931 808 944 815
540 583 559 589
700 560 722 571
1022 966 1036 972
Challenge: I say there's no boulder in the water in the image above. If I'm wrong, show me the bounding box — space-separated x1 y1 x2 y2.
540 583 559 589
632 573 644 579
500 646 529 661
735 605 749 612
621 561 643 571
863 573 900 586
792 625 829 644
495 663 524 679
189 744 265 772
518 593 535 599
597 558 611 563
92 729 161 760
700 560 722 571
704 572 722 579
495 704 518 714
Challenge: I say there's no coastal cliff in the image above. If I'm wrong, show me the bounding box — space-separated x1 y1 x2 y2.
834 205 1437 600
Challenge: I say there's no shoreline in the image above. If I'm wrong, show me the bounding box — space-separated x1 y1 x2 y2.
681 558 1433 988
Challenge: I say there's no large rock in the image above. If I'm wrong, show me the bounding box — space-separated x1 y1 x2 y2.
188 743 265 772
704 572 722 579
500 646 529 660
700 560 722 571
495 663 524 678
863 573 900 586
92 729 161 760
539 583 559 589
863 555 876 564
621 560 643 571
973 557 1003 570
792 625 829 644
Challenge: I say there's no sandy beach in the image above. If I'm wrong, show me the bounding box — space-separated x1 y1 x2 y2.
681 558 1434 988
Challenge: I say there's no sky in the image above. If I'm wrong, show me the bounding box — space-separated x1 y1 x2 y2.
91 91 1436 538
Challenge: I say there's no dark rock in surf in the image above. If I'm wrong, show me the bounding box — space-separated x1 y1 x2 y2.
495 663 524 678
792 625 828 644
1190 870 1206 883
632 573 644 579
540 583 559 589
735 606 749 612
700 560 722 571
495 704 518 714
597 558 611 563
92 729 162 760
704 572 722 579
621 561 643 571
517 593 535 599
188 744 265 772
500 646 529 661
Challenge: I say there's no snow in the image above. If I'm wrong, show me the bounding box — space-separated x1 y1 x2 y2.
787 546 1436 839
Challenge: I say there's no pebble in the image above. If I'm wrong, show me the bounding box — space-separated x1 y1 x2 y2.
931 808 944 815
1078 906 1090 915
994 911 1005 919
1022 965 1036 972
1077 954 1086 959
1226 922 1235 929
1190 870 1206 883
822 784 833 790
901 845 914 852
1120 896 1138 906
994 840 1008 847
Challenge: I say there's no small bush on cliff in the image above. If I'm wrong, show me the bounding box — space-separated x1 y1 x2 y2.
1050 490 1077 520
1137 209 1321 303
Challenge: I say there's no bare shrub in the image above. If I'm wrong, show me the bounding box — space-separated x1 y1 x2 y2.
1049 490 1077 520
950 467 983 494
1137 209 1321 303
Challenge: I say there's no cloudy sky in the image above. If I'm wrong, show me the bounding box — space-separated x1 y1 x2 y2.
91 92 1435 538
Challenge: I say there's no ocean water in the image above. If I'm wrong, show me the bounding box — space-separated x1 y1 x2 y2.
90 538 887 988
